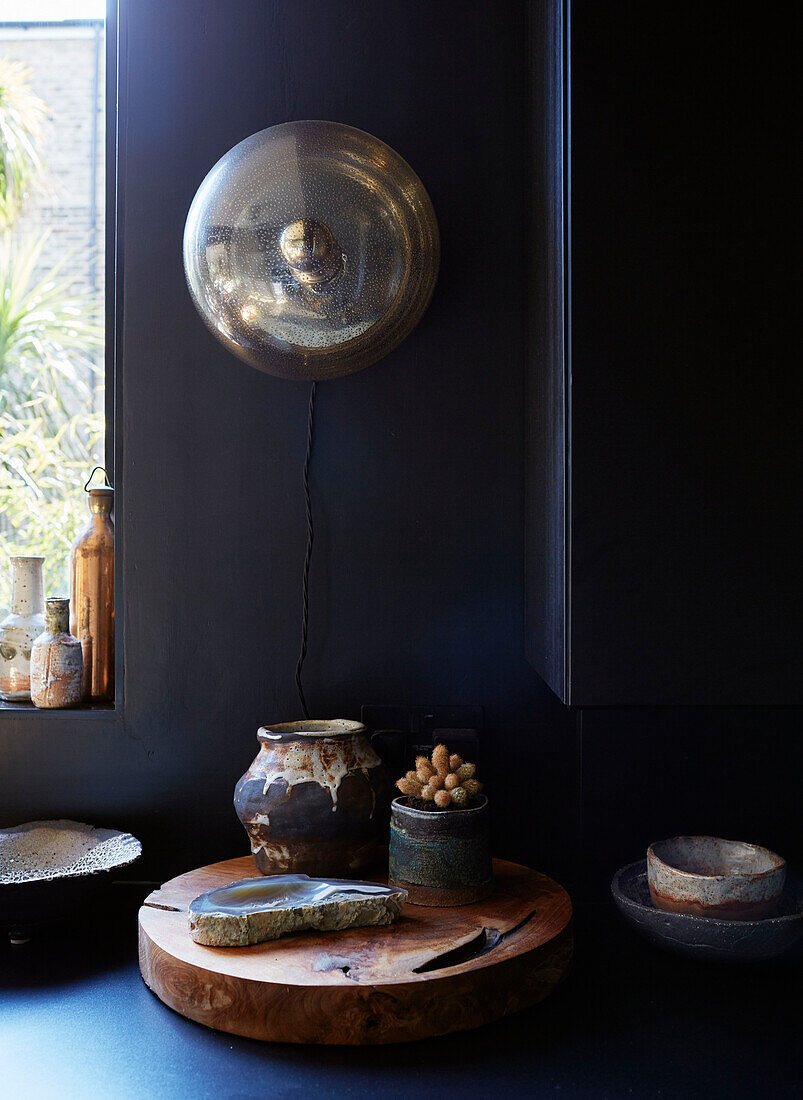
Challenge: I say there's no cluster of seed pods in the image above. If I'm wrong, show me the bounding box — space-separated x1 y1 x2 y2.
395 744 483 809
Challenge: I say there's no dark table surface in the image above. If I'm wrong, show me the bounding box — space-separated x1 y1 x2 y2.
1 885 799 1100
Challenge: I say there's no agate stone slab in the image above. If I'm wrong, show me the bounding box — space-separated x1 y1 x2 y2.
188 873 407 946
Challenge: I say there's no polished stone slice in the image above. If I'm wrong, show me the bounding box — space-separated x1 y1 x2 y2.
188 874 407 947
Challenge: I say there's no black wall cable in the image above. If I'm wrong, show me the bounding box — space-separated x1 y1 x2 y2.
294 381 317 718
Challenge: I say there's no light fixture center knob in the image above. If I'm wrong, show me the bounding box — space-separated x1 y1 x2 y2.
279 218 343 287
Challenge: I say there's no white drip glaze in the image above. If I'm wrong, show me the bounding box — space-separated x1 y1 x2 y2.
260 737 382 810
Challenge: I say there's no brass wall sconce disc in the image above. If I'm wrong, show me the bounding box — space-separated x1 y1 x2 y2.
183 120 440 380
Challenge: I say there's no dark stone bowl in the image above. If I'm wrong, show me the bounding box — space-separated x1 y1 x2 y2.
611 860 803 962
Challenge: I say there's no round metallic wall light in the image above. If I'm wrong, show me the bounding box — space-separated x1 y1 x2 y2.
183 120 440 381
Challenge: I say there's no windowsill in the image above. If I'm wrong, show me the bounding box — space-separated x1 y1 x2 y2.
0 701 117 718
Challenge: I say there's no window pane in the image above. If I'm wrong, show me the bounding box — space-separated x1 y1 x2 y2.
0 11 105 616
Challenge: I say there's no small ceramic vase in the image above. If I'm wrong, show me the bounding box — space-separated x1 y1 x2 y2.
30 598 84 709
0 556 46 702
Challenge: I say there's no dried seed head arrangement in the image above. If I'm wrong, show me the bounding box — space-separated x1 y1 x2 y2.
395 744 483 810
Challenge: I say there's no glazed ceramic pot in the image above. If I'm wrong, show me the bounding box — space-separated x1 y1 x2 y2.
234 720 392 877
647 836 786 920
30 599 84 709
388 795 493 906
0 556 46 702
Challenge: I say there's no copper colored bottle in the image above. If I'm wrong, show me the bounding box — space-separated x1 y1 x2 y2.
70 486 114 701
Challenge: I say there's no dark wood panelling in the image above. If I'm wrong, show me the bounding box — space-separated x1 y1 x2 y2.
524 0 569 700
527 2 800 704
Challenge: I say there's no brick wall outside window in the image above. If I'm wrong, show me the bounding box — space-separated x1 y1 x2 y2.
0 21 105 309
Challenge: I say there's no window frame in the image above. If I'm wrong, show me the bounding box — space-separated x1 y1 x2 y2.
0 0 123 720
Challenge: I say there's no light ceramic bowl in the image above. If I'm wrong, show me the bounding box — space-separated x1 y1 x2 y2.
0 819 142 935
647 836 786 920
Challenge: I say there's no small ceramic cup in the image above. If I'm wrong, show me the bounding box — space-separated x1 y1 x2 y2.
647 836 786 920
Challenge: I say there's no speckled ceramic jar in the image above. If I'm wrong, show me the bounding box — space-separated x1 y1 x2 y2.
30 599 84 709
647 836 786 920
0 557 46 702
234 720 392 877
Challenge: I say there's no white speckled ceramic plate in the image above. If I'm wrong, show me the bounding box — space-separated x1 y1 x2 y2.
0 819 141 884
0 819 142 932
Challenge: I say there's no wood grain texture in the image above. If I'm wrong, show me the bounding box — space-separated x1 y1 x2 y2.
139 856 572 1044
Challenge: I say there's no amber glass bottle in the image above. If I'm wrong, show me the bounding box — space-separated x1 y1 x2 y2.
70 486 114 701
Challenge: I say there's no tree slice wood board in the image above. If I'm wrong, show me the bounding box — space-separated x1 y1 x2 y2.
138 856 572 1045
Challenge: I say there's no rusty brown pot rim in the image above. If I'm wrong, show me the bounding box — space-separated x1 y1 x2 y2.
257 719 366 742
391 794 489 818
647 836 785 881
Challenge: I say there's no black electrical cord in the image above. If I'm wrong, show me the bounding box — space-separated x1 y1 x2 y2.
294 381 317 718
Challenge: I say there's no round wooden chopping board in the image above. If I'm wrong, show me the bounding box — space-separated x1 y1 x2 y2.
138 856 572 1045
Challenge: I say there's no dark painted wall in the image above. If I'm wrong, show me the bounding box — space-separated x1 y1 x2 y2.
580 707 801 907
1 2 798 911
0 1 576 885
570 4 800 705
570 5 800 902
527 2 801 705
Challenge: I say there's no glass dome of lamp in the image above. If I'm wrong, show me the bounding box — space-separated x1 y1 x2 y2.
183 120 440 381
